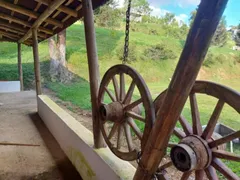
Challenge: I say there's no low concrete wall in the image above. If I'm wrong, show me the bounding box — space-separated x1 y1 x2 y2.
38 95 135 180
0 81 20 93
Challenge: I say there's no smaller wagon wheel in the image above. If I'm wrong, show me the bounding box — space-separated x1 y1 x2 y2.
154 81 240 180
98 64 155 161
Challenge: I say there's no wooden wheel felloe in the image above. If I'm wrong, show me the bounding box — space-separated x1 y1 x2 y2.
98 64 155 161
154 81 240 180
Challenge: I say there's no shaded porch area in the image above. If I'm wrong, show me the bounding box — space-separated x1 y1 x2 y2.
0 91 81 180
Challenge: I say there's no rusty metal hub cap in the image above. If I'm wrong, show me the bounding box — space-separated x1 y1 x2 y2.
170 135 212 172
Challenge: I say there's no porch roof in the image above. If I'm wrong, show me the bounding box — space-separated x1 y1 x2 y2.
0 0 108 46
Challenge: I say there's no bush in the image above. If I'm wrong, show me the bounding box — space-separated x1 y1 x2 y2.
143 44 177 61
117 44 138 63
203 52 215 67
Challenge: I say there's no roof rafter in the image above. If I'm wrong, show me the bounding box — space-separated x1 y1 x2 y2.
0 0 63 27
35 0 78 17
0 13 53 35
19 0 66 43
0 20 47 38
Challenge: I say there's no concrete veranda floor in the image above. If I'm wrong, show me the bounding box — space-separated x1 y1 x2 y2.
0 91 82 180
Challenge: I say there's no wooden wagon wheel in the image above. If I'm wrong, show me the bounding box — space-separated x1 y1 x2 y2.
98 64 155 161
154 81 240 179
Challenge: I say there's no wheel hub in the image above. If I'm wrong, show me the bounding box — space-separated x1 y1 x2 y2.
170 135 212 172
100 102 124 123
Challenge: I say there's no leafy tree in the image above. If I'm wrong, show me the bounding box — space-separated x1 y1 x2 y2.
234 23 240 46
95 0 122 28
189 9 197 27
212 17 228 47
125 0 152 16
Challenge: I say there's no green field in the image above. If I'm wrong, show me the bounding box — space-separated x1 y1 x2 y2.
0 22 240 178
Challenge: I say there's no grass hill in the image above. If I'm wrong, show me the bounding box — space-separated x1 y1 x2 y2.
0 22 240 175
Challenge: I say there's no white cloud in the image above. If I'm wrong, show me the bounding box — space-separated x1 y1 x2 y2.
175 14 188 24
150 6 169 17
149 0 200 7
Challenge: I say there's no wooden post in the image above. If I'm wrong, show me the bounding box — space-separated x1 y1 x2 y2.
32 28 42 95
83 0 105 148
17 43 24 91
134 0 229 179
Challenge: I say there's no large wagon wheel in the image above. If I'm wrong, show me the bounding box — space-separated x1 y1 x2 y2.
98 64 155 161
154 81 240 179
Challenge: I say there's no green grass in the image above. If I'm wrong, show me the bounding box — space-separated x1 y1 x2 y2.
0 23 239 177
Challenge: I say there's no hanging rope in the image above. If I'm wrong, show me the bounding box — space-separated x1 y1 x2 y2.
122 0 132 64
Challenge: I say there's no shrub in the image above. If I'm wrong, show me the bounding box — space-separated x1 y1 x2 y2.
143 44 177 61
117 44 138 63
203 52 215 67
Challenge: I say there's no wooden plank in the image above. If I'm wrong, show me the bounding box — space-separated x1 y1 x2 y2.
19 0 65 43
0 0 63 27
35 0 78 17
0 23 46 39
17 43 24 91
32 29 42 95
0 29 20 39
83 0 105 148
133 0 229 179
0 13 53 35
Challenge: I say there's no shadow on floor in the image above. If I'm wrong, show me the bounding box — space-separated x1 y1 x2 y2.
29 113 82 180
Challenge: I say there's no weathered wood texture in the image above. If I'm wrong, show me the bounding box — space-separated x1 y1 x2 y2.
133 0 229 179
0 0 107 45
32 29 42 95
17 43 24 91
83 0 105 148
19 0 65 43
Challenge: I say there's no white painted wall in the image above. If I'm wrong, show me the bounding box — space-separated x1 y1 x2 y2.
0 81 20 93
38 95 135 180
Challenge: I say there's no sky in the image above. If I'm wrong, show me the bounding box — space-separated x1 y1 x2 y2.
118 0 240 27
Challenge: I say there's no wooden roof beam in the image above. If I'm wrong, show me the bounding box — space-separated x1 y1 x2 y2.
0 0 63 27
0 26 24 35
0 13 53 35
35 0 78 17
19 0 66 43
0 29 20 39
0 21 47 38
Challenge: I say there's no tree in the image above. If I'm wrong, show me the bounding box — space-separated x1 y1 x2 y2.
189 9 197 28
130 0 152 16
212 17 228 47
49 30 73 82
95 0 122 28
234 23 240 46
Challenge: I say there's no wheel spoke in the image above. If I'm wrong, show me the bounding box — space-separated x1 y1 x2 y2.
205 166 219 180
120 73 125 101
202 100 224 139
212 158 239 180
181 171 192 180
158 161 173 170
212 150 240 162
126 111 145 122
126 118 143 140
179 115 193 135
123 122 134 152
190 93 202 135
112 75 120 101
195 170 204 180
209 131 240 148
124 98 142 111
108 123 118 140
122 81 135 105
174 128 186 139
117 125 123 150
104 87 116 102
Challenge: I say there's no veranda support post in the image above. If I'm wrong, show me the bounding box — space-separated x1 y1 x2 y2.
83 0 105 148
32 28 42 95
17 43 24 91
134 0 229 179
